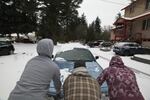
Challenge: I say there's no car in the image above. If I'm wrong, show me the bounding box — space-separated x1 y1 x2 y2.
0 41 15 56
100 41 112 51
48 48 108 100
87 40 104 48
113 42 150 56
0 37 14 43
15 38 36 43
87 41 99 47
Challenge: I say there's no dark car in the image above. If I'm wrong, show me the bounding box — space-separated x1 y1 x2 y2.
0 41 15 55
87 40 104 48
0 37 14 43
87 41 100 47
15 38 36 43
113 42 150 56
48 48 108 100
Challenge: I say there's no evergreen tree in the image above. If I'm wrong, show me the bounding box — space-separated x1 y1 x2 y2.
69 13 88 41
95 17 101 33
76 14 88 41
37 0 83 42
101 26 111 41
95 16 102 40
86 17 102 42
86 22 95 42
0 0 18 36
0 0 38 38
61 0 83 41
0 0 83 42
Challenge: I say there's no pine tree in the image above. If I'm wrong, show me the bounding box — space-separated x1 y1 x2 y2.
95 17 102 40
0 0 38 38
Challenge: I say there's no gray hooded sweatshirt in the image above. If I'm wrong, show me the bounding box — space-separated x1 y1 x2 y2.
8 39 61 100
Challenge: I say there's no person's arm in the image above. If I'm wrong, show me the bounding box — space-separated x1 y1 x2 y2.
63 75 70 96
97 69 107 85
53 67 61 94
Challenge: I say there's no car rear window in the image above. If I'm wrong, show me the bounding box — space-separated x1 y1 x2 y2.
0 41 8 45
124 43 139 47
101 42 112 47
55 48 95 61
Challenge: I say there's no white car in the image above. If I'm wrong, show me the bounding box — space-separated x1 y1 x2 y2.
100 41 112 51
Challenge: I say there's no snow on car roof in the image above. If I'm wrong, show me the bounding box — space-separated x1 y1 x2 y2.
115 42 139 46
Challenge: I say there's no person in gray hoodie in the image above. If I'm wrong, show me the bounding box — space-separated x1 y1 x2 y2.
8 39 61 100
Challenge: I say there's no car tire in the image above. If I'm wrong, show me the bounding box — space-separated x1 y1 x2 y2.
9 50 14 55
124 50 130 56
47 96 63 100
115 52 118 55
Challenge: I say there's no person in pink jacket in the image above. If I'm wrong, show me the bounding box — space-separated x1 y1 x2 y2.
97 56 144 100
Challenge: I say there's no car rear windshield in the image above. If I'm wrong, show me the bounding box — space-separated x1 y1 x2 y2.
124 43 139 47
101 42 112 47
55 48 95 61
0 41 8 45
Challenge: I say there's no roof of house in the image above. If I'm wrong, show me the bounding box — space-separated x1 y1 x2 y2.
113 18 127 25
121 0 137 11
123 11 150 20
113 11 150 25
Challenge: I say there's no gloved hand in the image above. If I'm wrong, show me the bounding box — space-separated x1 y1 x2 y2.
56 92 63 99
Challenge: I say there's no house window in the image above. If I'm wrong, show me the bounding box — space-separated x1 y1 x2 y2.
146 0 150 9
142 20 147 30
142 19 150 30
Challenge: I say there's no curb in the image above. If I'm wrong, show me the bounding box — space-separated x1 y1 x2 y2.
131 56 150 65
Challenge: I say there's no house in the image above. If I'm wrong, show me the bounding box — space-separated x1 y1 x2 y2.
112 0 150 47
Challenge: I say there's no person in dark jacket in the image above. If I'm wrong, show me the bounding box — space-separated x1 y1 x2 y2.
8 39 61 100
97 55 144 100
63 60 101 100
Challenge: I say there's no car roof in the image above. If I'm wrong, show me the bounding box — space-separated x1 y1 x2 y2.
100 41 112 44
0 37 11 41
116 42 138 44
115 42 139 46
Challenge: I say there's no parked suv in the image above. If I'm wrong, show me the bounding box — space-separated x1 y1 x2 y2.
113 42 144 56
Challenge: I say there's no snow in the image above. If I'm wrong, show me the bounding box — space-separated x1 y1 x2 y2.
0 42 150 100
0 43 37 100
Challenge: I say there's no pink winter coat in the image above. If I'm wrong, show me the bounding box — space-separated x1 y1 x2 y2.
97 56 144 100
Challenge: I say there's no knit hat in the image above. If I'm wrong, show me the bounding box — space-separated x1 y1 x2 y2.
74 60 86 69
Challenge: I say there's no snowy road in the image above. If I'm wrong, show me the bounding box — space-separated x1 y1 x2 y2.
0 43 150 100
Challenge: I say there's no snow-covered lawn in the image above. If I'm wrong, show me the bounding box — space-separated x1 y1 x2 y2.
0 42 150 100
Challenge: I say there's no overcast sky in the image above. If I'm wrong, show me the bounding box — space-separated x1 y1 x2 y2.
78 0 131 26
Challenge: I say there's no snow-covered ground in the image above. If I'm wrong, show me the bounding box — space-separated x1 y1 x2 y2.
0 42 150 100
